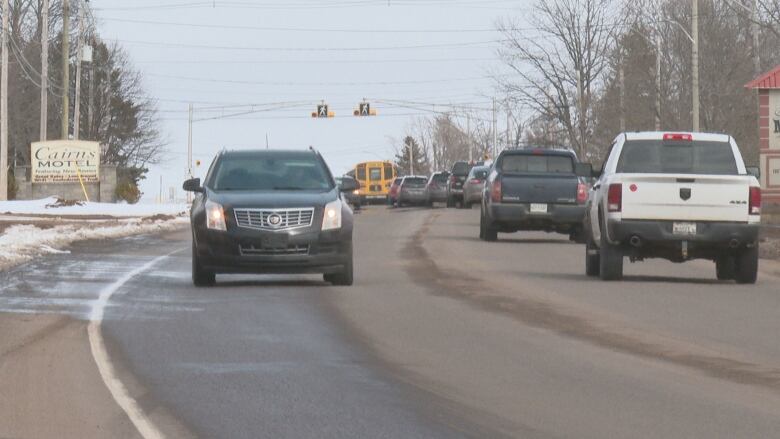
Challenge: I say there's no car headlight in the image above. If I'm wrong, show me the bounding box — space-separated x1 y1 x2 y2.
205 200 227 231
322 199 342 231
352 189 359 195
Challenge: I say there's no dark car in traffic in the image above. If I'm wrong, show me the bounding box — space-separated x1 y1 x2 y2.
183 149 358 286
480 148 591 242
425 171 449 207
335 176 361 210
397 176 429 207
447 161 473 208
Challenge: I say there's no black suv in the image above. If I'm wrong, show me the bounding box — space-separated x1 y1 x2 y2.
183 149 358 287
446 161 473 208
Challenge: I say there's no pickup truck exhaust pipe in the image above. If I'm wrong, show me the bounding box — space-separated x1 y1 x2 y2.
629 235 642 247
729 239 740 249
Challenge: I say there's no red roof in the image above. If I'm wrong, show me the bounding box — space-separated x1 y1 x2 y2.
745 65 780 89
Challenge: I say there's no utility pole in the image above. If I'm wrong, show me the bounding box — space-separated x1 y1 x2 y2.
752 0 760 76
88 39 94 138
187 103 193 202
655 33 662 131
40 0 49 141
619 53 625 132
692 0 700 132
0 0 8 200
73 0 85 139
409 140 414 175
61 0 70 139
505 103 511 149
467 114 472 163
492 97 497 157
576 68 586 154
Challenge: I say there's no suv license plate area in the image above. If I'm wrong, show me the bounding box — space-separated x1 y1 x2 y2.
261 234 289 249
672 222 697 236
530 203 548 214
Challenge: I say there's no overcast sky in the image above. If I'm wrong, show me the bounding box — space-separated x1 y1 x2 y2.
89 0 533 201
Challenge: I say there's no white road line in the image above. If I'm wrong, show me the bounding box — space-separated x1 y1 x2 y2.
87 249 183 439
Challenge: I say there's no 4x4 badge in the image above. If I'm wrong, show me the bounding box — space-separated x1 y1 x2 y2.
680 188 691 201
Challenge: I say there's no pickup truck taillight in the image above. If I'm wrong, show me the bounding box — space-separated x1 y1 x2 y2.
469 179 482 184
607 183 622 212
490 179 502 202
449 175 457 184
749 186 761 215
576 183 587 204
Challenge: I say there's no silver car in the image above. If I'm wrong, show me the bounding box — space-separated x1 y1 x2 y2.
425 172 449 207
397 176 429 207
462 166 489 208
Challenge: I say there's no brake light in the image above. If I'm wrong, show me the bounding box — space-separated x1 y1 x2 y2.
491 179 502 202
749 186 761 215
663 133 692 141
607 183 622 212
577 183 587 204
449 175 457 184
469 178 482 184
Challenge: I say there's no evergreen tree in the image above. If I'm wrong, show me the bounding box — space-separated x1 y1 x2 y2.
394 136 430 176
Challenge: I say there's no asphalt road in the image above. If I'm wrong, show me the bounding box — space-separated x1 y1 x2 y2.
2 205 780 438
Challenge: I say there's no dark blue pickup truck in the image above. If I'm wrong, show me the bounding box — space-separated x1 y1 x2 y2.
479 148 592 242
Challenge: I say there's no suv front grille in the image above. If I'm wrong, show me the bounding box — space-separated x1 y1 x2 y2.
234 208 315 231
239 244 310 256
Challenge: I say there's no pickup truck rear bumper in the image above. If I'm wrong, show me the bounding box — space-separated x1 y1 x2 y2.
607 219 759 247
488 203 586 230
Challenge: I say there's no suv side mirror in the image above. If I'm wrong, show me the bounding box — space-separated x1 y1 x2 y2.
183 177 204 193
746 166 761 179
339 176 359 192
575 163 593 178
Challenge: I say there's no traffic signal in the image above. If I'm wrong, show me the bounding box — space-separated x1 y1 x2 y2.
312 104 334 118
353 102 377 117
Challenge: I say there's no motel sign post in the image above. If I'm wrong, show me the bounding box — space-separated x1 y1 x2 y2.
746 67 780 203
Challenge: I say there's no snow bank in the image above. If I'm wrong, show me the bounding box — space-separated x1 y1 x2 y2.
0 219 187 270
0 197 188 218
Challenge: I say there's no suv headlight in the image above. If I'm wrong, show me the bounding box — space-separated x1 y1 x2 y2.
322 199 342 231
205 200 227 231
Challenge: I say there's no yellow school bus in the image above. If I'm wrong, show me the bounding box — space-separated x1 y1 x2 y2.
348 161 396 203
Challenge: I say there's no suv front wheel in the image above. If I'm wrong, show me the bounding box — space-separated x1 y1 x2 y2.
192 242 216 287
325 242 354 286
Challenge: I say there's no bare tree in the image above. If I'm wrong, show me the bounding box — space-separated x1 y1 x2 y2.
496 0 615 159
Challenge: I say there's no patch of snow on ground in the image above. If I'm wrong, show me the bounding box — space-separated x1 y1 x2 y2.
0 219 186 270
0 197 188 217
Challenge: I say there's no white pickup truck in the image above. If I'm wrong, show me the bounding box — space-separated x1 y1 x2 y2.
585 132 761 283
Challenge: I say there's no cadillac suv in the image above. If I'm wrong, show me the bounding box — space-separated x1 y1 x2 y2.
183 149 357 287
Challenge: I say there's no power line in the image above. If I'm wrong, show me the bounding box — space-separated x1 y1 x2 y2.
144 72 507 87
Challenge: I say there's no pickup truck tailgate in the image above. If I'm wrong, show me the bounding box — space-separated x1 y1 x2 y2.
501 174 578 204
620 174 751 222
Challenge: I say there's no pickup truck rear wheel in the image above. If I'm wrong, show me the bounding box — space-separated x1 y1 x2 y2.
480 209 498 241
734 245 758 284
585 232 600 277
598 227 623 281
715 256 736 281
446 196 455 208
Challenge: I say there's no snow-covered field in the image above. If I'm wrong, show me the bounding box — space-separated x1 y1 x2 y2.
0 198 191 270
0 197 188 218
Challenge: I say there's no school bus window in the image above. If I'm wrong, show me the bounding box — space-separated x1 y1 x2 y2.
369 168 381 181
356 165 366 180
383 164 394 180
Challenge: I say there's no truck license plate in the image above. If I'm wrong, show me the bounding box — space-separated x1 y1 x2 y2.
672 222 697 235
530 203 548 213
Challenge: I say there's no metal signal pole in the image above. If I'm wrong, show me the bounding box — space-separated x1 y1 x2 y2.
40 0 49 141
187 103 193 202
0 0 8 200
61 0 70 139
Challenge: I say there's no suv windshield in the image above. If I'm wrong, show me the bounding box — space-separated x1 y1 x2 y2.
500 154 574 174
469 167 489 179
209 153 333 191
617 140 738 175
432 173 448 184
452 162 471 176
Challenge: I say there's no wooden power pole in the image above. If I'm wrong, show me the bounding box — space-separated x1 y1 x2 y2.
61 0 70 139
0 0 9 200
40 0 49 141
